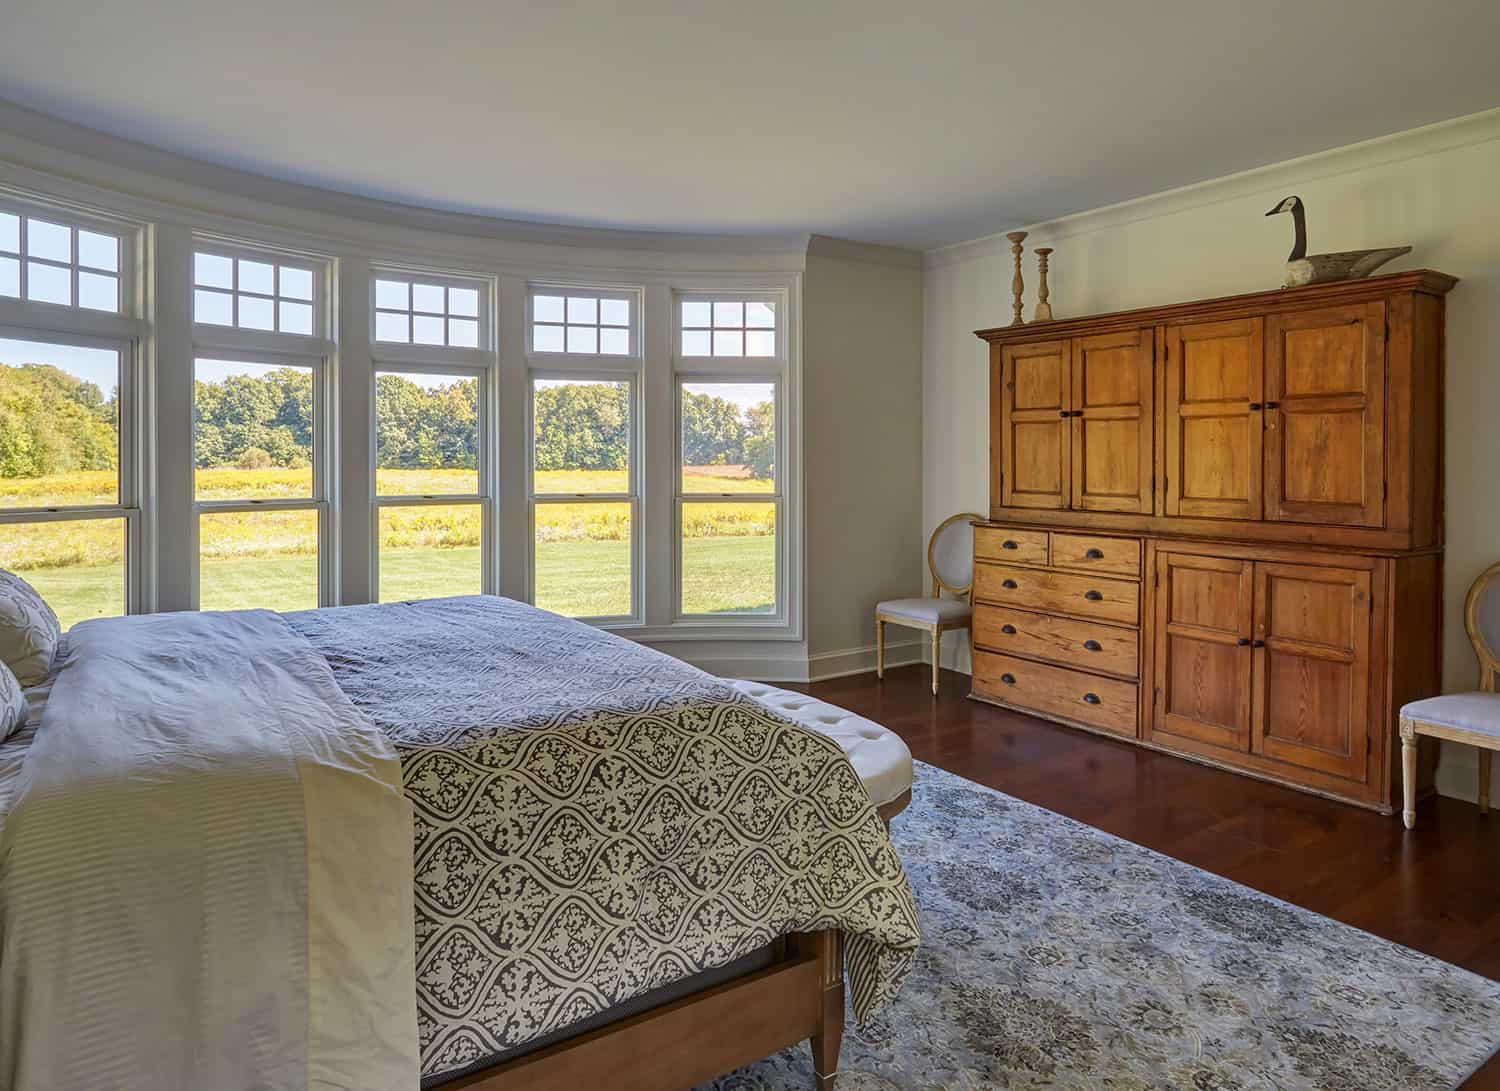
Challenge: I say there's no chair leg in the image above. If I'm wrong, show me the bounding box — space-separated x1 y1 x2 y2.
1480 749 1493 816
1400 719 1418 830
930 629 941 696
875 618 885 680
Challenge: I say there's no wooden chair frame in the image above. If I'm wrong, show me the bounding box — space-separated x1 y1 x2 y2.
877 512 986 695
1399 559 1500 828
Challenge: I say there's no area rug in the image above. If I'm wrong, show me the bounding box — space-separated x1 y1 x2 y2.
700 761 1500 1090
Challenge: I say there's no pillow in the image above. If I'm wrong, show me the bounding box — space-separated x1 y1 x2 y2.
0 659 26 742
0 568 61 686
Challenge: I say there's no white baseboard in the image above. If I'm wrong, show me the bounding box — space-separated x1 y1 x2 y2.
1434 740 1500 804
671 639 924 683
808 640 924 682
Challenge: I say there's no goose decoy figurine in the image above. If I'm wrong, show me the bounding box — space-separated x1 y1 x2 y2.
1265 195 1412 288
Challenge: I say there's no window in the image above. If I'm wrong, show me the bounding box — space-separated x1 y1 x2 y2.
374 368 486 602
193 248 319 335
0 209 122 312
531 289 633 355
678 380 778 615
373 275 482 348
193 354 325 612
680 299 776 357
530 377 634 619
0 332 135 628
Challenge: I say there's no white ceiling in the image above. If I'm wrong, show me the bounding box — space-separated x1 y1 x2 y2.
2 0 1499 250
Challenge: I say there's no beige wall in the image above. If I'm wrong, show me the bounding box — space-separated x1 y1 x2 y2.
922 109 1500 801
804 238 926 677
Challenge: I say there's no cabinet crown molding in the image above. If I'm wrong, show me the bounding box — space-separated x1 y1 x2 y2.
974 269 1457 346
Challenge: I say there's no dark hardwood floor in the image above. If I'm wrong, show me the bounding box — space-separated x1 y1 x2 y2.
803 665 1500 1088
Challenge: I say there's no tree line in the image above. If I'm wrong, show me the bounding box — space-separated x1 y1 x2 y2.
0 363 774 479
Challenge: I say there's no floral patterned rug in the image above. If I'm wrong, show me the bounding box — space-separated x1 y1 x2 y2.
701 761 1500 1090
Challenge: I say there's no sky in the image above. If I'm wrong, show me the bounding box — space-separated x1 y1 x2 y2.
0 336 119 398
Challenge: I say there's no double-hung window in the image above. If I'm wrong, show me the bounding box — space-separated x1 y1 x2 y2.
191 242 331 612
0 201 139 629
370 270 493 602
528 287 640 620
676 296 783 618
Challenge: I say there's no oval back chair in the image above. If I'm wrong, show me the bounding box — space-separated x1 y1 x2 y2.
1399 561 1500 828
876 512 985 695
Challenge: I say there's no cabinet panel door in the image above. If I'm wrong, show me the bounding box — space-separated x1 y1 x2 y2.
1163 318 1264 520
1151 551 1254 751
1251 562 1372 781
1265 303 1385 527
999 341 1071 509
1071 328 1153 514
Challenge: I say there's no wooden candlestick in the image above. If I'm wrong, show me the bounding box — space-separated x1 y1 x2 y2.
1033 247 1054 322
1006 231 1027 326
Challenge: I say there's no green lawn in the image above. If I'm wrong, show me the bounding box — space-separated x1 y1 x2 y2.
32 536 776 631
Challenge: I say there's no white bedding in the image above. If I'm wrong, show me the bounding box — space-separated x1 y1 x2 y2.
0 610 417 1091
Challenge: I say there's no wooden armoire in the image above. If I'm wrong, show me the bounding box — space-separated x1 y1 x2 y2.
971 270 1454 812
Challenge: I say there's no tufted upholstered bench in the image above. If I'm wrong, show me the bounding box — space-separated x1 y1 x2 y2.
724 679 914 823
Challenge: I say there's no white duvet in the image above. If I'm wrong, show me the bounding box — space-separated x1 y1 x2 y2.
0 610 417 1091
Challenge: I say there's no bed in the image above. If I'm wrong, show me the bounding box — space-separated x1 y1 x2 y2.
0 595 921 1090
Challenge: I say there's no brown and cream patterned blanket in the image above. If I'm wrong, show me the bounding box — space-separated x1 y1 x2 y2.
288 595 921 1084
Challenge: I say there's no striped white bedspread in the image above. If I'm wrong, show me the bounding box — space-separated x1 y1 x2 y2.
0 610 416 1091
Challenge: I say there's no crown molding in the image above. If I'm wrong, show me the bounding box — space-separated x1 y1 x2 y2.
0 98 813 273
925 105 1500 270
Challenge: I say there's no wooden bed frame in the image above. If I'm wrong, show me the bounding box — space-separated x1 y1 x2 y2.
444 797 910 1091
447 929 844 1091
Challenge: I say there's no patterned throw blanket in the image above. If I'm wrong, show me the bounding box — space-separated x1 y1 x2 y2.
289 596 921 1083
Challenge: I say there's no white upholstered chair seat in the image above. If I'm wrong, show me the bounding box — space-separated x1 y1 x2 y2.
1400 694 1500 737
874 597 973 625
725 679 914 819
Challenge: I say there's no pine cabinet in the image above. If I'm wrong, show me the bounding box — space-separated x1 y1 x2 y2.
974 271 1454 813
1264 303 1385 528
1162 317 1264 520
1150 551 1373 784
995 329 1153 515
996 340 1071 510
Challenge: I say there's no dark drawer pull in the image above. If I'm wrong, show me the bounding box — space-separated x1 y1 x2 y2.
1001 624 1017 635
1002 539 1019 550
1248 402 1263 411
1082 692 1101 705
1002 579 1019 589
1058 409 1069 418
1252 638 1266 648
1237 637 1251 646
1083 589 1103 601
1083 639 1102 651
1000 673 1016 684
1265 401 1281 410
1084 548 1104 559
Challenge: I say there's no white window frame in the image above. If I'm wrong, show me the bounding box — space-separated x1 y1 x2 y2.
0 197 135 320
190 237 333 611
528 284 640 359
367 266 497 601
0 324 143 617
673 289 789 627
526 366 641 624
191 239 326 342
0 192 147 620
370 269 491 352
370 364 494 601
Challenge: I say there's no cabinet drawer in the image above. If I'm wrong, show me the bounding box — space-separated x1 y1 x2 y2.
973 651 1138 737
974 527 1048 565
1051 533 1141 578
974 562 1140 625
973 604 1139 678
